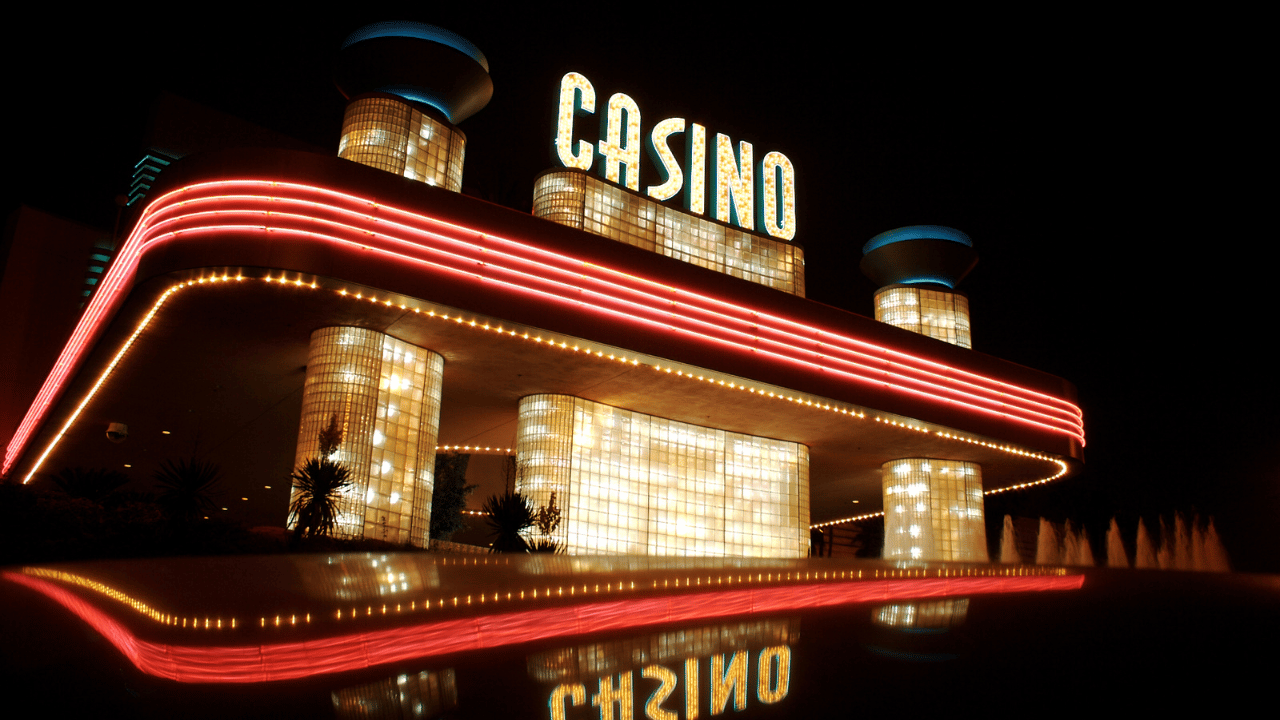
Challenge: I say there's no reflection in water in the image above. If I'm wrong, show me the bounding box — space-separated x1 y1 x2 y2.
307 554 441 602
1 555 1271 717
538 619 797 720
528 618 798 682
332 669 457 719
873 598 969 628
546 647 791 719
2 556 1079 687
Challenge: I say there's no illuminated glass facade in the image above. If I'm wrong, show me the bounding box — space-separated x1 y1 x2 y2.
516 395 809 558
881 458 988 562
292 327 444 546
873 286 972 348
534 171 805 296
338 96 465 191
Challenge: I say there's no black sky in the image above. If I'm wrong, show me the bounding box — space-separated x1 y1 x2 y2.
5 8 1272 569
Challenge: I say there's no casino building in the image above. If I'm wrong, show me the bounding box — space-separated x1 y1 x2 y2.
0 22 1083 562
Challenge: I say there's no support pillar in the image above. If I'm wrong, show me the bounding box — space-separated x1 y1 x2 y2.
292 326 444 546
882 458 988 562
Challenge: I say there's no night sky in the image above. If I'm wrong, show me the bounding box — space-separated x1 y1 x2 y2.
5 9 1271 570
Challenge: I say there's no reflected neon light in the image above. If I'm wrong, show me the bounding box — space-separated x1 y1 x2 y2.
3 180 1083 478
4 570 1082 684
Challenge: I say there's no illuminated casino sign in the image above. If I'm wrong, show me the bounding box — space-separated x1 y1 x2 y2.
554 72 797 241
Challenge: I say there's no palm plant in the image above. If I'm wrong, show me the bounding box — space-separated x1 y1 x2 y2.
50 467 130 504
288 457 352 542
289 414 353 544
154 458 223 526
483 491 534 552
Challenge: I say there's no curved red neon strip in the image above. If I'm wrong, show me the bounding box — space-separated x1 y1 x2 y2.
4 180 1084 477
126 189 1081 431
145 215 1084 442
150 213 1080 438
135 194 1084 439
141 193 1083 425
5 571 1082 684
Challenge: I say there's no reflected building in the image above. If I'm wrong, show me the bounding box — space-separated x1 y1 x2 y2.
332 669 457 720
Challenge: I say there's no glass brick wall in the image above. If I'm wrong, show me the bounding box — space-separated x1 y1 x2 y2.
293 327 444 546
533 171 805 296
516 395 809 558
338 96 465 192
873 286 972 348
881 458 987 562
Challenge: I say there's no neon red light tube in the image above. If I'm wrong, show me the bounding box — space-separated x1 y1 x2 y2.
3 180 1085 477
5 570 1082 684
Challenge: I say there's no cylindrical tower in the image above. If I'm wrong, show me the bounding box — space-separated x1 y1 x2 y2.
292 327 444 547
863 226 988 561
860 225 977 349
880 459 987 562
333 22 492 191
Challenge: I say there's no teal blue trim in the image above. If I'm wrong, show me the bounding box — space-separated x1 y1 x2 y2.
342 21 489 73
863 226 972 255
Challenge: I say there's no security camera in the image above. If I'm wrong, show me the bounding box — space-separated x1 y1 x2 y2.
106 423 128 443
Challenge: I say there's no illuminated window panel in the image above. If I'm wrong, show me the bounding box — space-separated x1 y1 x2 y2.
332 668 457 719
298 554 441 602
516 395 809 558
292 327 444 547
873 286 972 348
872 598 969 628
338 96 465 192
533 171 805 297
882 459 987 562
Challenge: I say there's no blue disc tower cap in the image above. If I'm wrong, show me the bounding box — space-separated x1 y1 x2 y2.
341 21 490 73
859 225 978 289
334 21 493 124
862 225 973 256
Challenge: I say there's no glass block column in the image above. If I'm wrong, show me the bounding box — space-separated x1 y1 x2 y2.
515 395 576 549
515 394 809 558
873 286 971 348
292 327 444 547
882 458 987 562
338 96 466 191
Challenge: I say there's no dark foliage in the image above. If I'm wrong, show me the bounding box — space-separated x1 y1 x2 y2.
317 414 344 457
429 452 476 541
288 457 353 543
48 467 131 503
153 458 223 526
528 538 563 553
288 413 354 545
483 491 534 552
532 491 561 537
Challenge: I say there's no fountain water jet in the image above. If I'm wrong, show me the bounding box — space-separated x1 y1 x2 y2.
1174 513 1192 570
1035 518 1060 565
1134 518 1157 569
1203 517 1231 572
1191 515 1207 571
1106 518 1129 568
1076 525 1095 567
1157 517 1174 569
1062 521 1081 565
1000 515 1020 564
